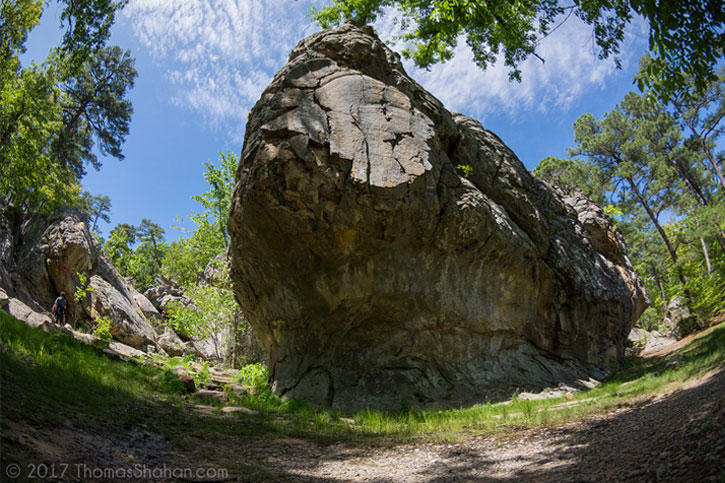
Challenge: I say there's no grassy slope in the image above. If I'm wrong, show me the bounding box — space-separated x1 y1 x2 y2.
1 308 724 480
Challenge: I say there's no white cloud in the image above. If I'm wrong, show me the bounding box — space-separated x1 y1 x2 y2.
374 12 648 122
121 0 321 138
122 1 648 138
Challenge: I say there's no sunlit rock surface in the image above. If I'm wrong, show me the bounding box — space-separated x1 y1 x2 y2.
229 22 648 410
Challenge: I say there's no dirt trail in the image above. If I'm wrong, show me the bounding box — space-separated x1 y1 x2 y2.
4 341 724 482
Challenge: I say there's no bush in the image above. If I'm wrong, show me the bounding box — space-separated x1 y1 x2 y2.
93 316 113 341
235 363 268 391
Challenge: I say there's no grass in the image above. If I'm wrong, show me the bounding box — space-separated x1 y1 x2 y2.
2 307 724 448
223 321 725 443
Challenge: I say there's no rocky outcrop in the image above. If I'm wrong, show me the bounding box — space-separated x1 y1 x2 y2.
228 22 648 410
144 275 227 361
663 295 699 338
0 205 163 350
627 327 676 355
144 276 193 316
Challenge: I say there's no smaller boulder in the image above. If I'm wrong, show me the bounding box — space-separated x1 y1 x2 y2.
664 296 699 338
195 389 227 401
6 297 53 328
177 373 196 393
221 406 258 415
0 288 8 309
157 330 186 357
228 383 248 397
628 327 676 354
144 277 192 315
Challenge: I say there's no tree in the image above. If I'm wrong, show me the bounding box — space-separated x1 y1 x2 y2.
79 192 112 232
668 66 725 192
52 45 136 179
56 0 129 75
563 87 725 331
136 219 165 269
0 0 134 214
104 223 136 274
312 0 725 99
533 156 608 204
191 151 238 243
570 92 686 264
166 257 239 361
162 217 226 288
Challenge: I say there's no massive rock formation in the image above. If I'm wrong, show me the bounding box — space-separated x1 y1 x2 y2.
1 205 163 350
228 22 648 410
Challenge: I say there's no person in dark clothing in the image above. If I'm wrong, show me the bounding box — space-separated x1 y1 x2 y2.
51 292 68 325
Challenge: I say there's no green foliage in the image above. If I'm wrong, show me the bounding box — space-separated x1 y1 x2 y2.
456 163 473 178
560 73 725 327
162 152 237 286
159 369 187 395
103 219 166 291
57 0 129 76
534 156 609 204
192 151 238 242
92 315 113 342
234 363 269 391
73 272 94 312
78 191 112 232
3 307 724 449
162 217 225 287
0 0 134 215
0 310 181 429
166 259 237 357
311 0 725 99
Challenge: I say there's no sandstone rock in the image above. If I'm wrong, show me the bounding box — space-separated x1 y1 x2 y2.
228 383 248 397
144 277 192 315
664 295 699 338
0 288 8 309
157 330 186 357
106 341 146 360
177 373 196 393
202 253 230 288
0 205 167 351
628 327 677 354
88 274 156 349
221 406 258 415
190 331 228 361
5 297 53 328
228 22 648 410
195 389 227 401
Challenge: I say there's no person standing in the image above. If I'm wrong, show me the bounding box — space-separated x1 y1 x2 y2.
51 292 68 325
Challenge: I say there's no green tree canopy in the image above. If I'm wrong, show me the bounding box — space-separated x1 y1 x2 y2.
0 0 134 214
555 78 725 331
312 0 725 99
533 156 608 205
79 192 112 232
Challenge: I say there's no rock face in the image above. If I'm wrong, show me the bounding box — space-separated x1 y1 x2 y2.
145 276 193 316
228 22 648 410
0 205 162 350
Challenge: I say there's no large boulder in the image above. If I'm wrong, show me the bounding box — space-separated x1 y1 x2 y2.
228 22 648 410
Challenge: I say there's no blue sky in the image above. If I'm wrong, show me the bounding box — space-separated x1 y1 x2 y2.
24 1 649 242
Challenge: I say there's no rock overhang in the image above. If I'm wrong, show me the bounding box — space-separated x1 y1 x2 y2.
228 22 648 410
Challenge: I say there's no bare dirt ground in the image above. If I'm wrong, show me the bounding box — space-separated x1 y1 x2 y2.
4 341 725 482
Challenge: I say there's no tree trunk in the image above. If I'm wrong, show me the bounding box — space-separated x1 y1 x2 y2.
626 177 678 263
699 235 713 276
650 262 668 306
231 309 240 369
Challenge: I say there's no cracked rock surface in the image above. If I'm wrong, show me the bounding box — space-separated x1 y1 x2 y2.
228 22 648 411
